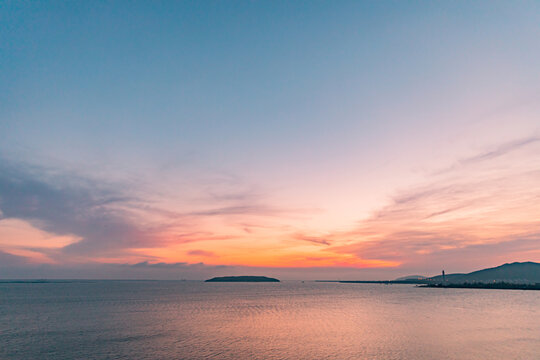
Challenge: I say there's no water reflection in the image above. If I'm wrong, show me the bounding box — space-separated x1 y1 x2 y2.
1 281 538 359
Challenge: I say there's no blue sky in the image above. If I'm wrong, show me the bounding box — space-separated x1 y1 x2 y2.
1 1 540 279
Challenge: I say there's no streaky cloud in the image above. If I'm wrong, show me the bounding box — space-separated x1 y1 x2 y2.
434 136 540 175
0 157 155 257
459 136 539 165
0 250 28 266
187 249 217 257
0 155 292 263
293 234 331 246
187 205 283 217
325 137 540 271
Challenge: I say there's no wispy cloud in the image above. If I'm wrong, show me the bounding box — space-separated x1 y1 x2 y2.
187 249 217 257
0 156 291 263
293 234 331 246
0 158 152 257
0 250 28 266
188 205 282 217
1 134 539 277
434 136 540 175
459 136 539 165
325 137 540 272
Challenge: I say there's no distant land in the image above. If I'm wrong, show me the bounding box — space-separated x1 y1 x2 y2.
326 262 540 290
421 282 540 290
205 276 280 282
427 262 540 284
394 275 427 281
337 280 424 284
337 274 427 285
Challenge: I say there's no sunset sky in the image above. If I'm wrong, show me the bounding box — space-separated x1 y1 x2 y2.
1 1 539 279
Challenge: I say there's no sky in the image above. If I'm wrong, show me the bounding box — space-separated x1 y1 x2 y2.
1 1 539 280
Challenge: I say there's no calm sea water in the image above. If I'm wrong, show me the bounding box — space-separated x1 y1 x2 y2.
0 281 538 359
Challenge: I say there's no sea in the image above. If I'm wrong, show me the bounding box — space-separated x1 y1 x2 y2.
0 280 538 359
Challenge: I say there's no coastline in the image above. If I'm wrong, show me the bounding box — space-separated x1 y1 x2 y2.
419 282 540 290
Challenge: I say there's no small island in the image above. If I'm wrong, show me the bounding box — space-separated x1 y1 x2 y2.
205 276 280 282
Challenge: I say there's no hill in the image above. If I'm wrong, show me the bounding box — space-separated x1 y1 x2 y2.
428 262 540 284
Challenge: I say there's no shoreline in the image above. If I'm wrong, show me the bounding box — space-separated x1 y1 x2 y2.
419 282 540 290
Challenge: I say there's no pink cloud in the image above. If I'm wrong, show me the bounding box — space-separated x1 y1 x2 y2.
187 249 217 257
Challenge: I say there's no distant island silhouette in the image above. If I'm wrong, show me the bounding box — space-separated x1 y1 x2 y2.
327 262 540 290
426 262 540 284
421 262 540 290
205 276 280 282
